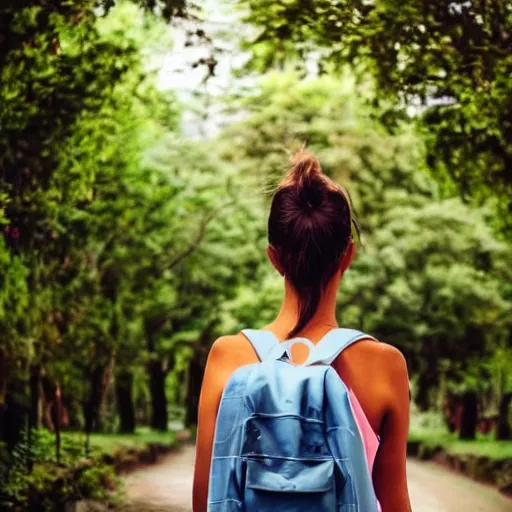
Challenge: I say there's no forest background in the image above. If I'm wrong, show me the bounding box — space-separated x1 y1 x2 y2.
0 0 511 508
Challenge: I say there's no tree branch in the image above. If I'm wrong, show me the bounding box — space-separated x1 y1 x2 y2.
167 199 235 271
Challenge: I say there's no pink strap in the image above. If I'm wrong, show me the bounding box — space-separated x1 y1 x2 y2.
349 389 382 511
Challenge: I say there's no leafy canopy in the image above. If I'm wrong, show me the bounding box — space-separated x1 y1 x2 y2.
241 0 512 231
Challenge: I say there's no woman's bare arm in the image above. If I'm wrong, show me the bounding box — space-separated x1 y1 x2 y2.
192 336 242 512
373 346 412 512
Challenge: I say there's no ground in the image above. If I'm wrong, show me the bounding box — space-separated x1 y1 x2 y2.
122 444 512 511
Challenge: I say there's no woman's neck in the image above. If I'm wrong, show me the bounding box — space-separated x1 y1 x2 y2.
267 273 341 340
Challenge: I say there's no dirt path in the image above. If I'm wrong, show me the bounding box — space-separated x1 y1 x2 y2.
407 458 511 512
122 444 512 511
122 446 194 512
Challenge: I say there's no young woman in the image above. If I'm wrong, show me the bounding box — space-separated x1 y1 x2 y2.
193 150 412 512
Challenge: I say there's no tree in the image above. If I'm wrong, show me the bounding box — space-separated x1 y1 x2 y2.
136 133 268 429
0 0 264 441
0 239 29 448
0 0 136 445
216 71 512 436
0 0 183 443
241 0 512 231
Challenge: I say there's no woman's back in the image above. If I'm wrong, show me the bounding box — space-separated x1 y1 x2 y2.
192 149 411 511
208 326 398 434
193 324 410 512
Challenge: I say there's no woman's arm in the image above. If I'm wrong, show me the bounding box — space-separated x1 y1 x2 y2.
373 347 412 512
192 336 234 512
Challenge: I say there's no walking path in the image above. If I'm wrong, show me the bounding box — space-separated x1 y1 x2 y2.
123 444 512 511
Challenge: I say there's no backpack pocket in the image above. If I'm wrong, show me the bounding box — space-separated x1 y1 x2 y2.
244 457 336 511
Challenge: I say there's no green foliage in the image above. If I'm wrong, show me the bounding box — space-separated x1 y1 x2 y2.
0 0 268 504
1 459 120 512
0 429 120 511
0 426 177 510
1 0 511 498
409 428 512 462
446 439 512 461
74 463 118 501
0 238 29 366
241 0 512 232
217 71 512 403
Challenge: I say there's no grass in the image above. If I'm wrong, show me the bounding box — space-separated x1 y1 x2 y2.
64 427 177 454
446 439 512 460
409 427 512 461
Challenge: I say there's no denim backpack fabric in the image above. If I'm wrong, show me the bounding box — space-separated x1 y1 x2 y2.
207 328 380 512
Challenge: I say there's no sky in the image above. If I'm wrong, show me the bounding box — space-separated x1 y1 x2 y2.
156 0 255 139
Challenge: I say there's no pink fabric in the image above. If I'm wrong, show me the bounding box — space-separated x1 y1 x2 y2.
349 389 382 511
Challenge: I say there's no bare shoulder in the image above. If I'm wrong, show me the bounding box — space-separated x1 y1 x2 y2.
347 338 409 390
374 341 407 374
355 338 407 367
209 333 242 353
208 332 257 366
368 340 410 405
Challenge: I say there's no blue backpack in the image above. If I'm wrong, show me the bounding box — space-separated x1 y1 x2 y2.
207 328 380 512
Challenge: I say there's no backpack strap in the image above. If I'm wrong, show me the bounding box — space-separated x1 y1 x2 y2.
304 328 377 366
241 329 279 361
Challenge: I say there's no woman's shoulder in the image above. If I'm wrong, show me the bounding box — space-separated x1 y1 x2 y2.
341 337 409 397
370 338 407 368
361 338 410 403
209 332 251 352
350 336 407 370
376 340 408 378
207 332 258 366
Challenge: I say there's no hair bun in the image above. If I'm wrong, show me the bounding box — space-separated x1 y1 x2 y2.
287 149 325 212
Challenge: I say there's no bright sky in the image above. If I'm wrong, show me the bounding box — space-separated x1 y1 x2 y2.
156 0 255 138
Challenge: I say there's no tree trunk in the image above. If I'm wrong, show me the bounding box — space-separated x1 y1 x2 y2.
496 392 512 440
442 392 459 433
185 355 205 427
53 385 62 463
84 365 106 434
115 370 135 434
148 360 167 431
3 378 27 450
415 370 435 411
0 351 7 443
144 317 169 432
0 401 4 444
459 391 478 440
29 363 41 431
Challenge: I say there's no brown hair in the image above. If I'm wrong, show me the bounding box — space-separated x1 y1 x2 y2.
268 149 354 339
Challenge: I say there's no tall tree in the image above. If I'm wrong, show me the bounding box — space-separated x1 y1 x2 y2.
241 0 512 231
217 72 512 435
0 0 183 443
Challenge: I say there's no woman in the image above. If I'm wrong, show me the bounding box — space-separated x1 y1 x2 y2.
193 149 411 512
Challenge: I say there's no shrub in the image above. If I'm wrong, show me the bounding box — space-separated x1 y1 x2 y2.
0 431 121 511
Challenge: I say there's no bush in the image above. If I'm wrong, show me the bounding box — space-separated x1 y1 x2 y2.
75 463 118 501
0 427 180 510
0 431 121 511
